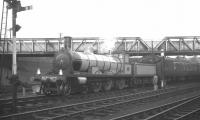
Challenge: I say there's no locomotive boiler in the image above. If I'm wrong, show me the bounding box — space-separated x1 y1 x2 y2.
53 50 124 75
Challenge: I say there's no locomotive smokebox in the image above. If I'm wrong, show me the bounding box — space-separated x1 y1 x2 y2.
64 36 72 50
53 50 73 74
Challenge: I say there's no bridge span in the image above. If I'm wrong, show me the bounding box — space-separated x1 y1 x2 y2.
0 36 200 56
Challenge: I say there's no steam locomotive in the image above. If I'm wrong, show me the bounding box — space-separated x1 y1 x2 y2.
33 48 157 95
32 38 200 95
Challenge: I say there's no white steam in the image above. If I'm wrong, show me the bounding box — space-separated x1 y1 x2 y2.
100 37 117 53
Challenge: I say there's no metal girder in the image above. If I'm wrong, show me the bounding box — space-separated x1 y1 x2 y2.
114 39 125 51
155 39 165 49
34 41 46 52
73 38 101 52
180 38 193 51
138 38 150 50
46 40 55 48
155 36 200 53
165 36 200 39
19 40 32 52
127 41 137 51
194 37 200 44
92 39 99 46
168 39 178 51
114 37 149 52
72 37 99 40
75 39 86 51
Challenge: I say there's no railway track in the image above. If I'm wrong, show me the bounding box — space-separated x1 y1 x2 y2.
1 84 199 120
0 87 149 116
0 82 196 110
0 95 45 106
0 95 47 115
145 94 200 120
179 108 200 120
110 95 200 120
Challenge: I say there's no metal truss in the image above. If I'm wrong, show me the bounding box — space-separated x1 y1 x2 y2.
155 36 200 56
1 36 200 56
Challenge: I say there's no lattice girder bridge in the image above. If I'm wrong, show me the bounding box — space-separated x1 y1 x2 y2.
0 36 200 56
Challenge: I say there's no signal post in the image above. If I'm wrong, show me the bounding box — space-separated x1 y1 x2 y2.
4 0 32 113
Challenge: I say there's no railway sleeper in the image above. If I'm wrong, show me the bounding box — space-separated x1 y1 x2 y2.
32 114 53 120
48 111 65 116
97 109 116 115
87 111 108 117
166 113 183 118
103 108 119 113
55 108 76 114
64 107 83 112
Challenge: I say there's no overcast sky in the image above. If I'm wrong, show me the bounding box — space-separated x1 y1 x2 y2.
2 0 200 41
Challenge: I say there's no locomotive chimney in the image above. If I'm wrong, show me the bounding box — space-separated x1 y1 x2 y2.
64 36 72 51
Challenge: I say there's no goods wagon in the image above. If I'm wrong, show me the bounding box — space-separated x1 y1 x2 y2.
139 55 200 83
